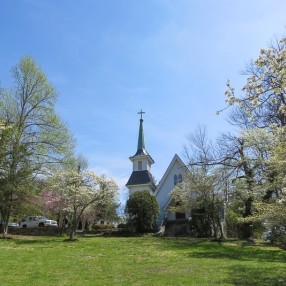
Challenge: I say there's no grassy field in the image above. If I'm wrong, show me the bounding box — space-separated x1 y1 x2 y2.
0 235 285 286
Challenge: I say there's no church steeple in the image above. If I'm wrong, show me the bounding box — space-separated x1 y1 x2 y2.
134 110 148 156
137 118 145 151
126 110 156 195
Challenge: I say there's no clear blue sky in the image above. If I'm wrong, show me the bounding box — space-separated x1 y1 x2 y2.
1 0 286 201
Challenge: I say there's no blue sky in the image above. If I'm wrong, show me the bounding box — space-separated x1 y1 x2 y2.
1 0 286 201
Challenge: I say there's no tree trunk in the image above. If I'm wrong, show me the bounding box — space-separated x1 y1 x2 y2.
242 197 253 239
212 217 218 239
69 217 78 240
69 228 75 240
58 212 67 235
2 222 8 239
218 219 226 240
1 207 11 239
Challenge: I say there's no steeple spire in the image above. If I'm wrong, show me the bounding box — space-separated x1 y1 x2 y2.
137 110 145 152
135 110 148 156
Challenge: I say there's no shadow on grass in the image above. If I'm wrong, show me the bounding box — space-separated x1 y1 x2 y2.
223 264 286 286
187 242 286 263
154 237 286 285
11 237 65 245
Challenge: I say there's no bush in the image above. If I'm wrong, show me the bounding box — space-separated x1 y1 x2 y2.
117 223 127 229
125 190 159 233
264 225 286 244
92 224 113 230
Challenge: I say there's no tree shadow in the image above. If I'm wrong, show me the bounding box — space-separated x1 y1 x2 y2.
187 242 286 262
11 237 64 245
183 241 286 285
223 265 286 286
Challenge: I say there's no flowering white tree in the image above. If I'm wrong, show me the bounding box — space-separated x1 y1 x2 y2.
217 34 286 239
79 175 120 230
49 170 118 240
223 36 286 128
171 169 226 240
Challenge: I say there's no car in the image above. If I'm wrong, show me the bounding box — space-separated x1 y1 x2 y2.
20 216 58 228
0 221 20 228
8 221 20 228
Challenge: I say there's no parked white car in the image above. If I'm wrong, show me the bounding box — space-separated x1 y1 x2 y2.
20 216 58 228
0 221 19 228
8 221 20 228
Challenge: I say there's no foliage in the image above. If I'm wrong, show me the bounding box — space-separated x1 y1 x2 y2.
0 57 74 238
125 190 159 233
225 208 241 238
270 127 286 183
171 168 226 239
48 168 118 240
222 36 286 238
192 34 286 239
92 224 114 230
224 36 286 128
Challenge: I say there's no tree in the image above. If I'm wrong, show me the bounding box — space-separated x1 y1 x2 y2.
217 34 286 239
49 169 118 240
184 125 269 238
258 127 286 243
223 36 286 128
270 127 286 180
172 167 226 240
0 57 74 238
80 174 120 229
125 191 159 233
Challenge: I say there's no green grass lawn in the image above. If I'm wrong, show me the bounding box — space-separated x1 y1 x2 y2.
0 235 285 286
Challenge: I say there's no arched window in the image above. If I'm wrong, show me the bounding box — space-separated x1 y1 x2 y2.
178 174 182 183
174 174 178 185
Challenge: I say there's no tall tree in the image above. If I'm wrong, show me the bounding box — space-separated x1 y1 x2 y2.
0 56 74 238
217 34 286 238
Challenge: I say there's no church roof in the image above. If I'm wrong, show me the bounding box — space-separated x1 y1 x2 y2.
133 147 148 156
154 154 188 196
126 170 156 188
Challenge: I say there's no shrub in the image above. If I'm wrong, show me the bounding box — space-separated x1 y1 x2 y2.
125 190 159 233
92 224 113 230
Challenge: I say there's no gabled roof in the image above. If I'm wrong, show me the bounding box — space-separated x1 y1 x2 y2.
126 170 156 187
153 154 189 212
154 154 187 196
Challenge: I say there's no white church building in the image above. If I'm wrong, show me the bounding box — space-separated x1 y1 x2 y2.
126 111 190 229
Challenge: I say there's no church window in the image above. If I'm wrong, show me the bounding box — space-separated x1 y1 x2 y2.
178 174 182 183
174 175 178 185
138 161 142 171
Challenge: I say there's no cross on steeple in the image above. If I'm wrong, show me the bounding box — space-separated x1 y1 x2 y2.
138 109 145 119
